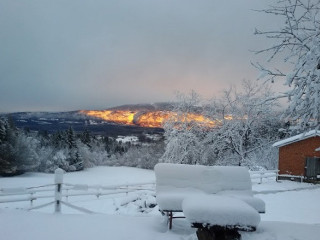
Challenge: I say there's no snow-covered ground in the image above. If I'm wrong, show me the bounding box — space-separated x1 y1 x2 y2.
1 166 320 240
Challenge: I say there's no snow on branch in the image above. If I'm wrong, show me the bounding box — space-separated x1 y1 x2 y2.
254 0 320 130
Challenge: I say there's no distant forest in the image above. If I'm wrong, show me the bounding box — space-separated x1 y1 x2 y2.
0 117 164 176
1 81 308 176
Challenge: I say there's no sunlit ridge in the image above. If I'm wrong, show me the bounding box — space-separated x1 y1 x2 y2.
80 110 217 128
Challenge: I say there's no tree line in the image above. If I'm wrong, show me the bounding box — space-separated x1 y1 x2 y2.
0 117 164 176
160 80 290 169
0 80 304 176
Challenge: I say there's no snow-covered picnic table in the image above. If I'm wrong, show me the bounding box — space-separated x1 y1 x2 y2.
183 195 261 240
154 163 265 231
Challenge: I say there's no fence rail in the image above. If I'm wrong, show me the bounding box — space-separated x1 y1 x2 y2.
277 174 304 183
0 168 281 210
250 170 280 184
0 168 155 213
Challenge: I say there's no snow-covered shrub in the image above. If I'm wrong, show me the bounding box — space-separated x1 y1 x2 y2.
112 143 163 170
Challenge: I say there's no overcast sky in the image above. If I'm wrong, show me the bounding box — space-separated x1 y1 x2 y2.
0 0 285 112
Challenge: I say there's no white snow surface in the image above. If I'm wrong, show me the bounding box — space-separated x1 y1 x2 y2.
1 166 320 240
1 166 155 188
217 190 265 213
116 135 139 143
182 195 261 228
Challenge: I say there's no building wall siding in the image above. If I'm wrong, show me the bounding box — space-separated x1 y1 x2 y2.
278 136 320 176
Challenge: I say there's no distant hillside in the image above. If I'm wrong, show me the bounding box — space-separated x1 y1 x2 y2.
1 102 216 136
81 102 214 128
1 108 164 137
107 102 174 111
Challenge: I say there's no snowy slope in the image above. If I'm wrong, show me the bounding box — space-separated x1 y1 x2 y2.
0 210 320 240
0 166 320 240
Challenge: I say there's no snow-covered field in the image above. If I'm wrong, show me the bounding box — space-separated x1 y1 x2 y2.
1 166 320 240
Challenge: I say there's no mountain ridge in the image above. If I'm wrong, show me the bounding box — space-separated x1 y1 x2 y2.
0 103 168 137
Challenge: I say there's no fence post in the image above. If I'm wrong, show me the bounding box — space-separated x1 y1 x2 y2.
259 172 264 184
96 185 101 199
66 189 69 202
30 192 34 207
54 168 64 213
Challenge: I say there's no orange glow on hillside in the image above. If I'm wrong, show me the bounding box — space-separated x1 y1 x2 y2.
224 115 233 120
135 111 172 127
82 110 137 125
80 110 217 128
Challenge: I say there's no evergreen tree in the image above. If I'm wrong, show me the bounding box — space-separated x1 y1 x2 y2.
0 118 6 143
80 129 91 148
64 128 83 171
66 127 77 149
51 131 65 149
0 117 18 175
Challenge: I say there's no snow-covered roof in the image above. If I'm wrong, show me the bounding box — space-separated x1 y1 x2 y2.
272 130 320 148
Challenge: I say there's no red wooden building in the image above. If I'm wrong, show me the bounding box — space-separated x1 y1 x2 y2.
273 130 320 179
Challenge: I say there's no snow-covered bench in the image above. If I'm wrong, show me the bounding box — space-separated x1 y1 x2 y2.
154 163 265 229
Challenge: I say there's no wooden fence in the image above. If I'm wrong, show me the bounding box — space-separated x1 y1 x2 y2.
0 168 155 213
250 170 279 184
0 168 280 212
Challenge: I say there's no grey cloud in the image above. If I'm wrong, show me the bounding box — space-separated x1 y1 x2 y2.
0 0 283 112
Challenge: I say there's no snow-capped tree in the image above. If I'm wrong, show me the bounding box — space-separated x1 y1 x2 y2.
115 142 164 169
206 80 279 167
0 118 6 144
161 91 207 164
13 134 40 172
161 83 280 168
66 127 77 149
0 118 17 175
0 117 41 175
254 0 320 130
80 128 92 148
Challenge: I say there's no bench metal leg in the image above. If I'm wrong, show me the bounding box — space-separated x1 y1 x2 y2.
163 210 185 230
